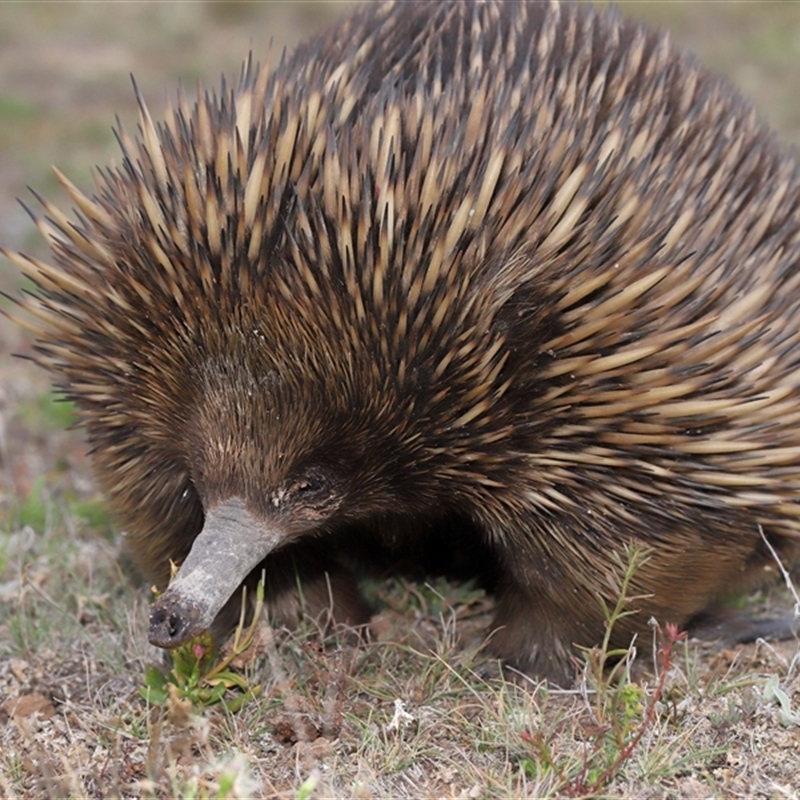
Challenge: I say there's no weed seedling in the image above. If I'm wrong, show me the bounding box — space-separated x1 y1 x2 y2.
521 545 687 796
141 577 265 712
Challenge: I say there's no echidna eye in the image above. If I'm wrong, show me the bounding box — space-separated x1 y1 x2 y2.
293 473 326 496
180 482 200 505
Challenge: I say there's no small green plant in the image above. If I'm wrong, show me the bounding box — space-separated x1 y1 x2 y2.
521 544 687 796
140 578 265 712
762 674 800 727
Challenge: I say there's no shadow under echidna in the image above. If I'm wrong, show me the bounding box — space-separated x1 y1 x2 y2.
5 0 800 684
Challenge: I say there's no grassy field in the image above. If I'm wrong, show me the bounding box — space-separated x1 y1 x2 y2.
1 2 800 797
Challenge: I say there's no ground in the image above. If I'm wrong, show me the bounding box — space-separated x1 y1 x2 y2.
1 2 799 798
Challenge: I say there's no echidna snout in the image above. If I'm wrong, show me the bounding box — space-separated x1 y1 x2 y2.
149 498 286 648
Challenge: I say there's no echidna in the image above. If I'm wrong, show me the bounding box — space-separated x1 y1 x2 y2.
6 0 800 683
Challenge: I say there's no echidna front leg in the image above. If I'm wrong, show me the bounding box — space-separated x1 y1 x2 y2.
488 581 593 685
253 541 374 633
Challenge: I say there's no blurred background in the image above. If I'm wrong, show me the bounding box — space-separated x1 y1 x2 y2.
1 0 799 501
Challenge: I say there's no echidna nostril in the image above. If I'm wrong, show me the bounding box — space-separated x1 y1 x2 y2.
149 601 193 649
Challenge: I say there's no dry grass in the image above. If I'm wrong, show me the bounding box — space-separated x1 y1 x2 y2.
2 2 800 798
1 519 799 797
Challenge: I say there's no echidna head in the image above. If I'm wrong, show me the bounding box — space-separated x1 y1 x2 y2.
148 301 465 647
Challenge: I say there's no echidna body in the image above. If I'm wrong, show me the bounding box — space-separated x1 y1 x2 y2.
7 0 800 682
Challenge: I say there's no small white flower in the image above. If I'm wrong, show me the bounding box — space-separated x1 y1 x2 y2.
385 698 415 733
